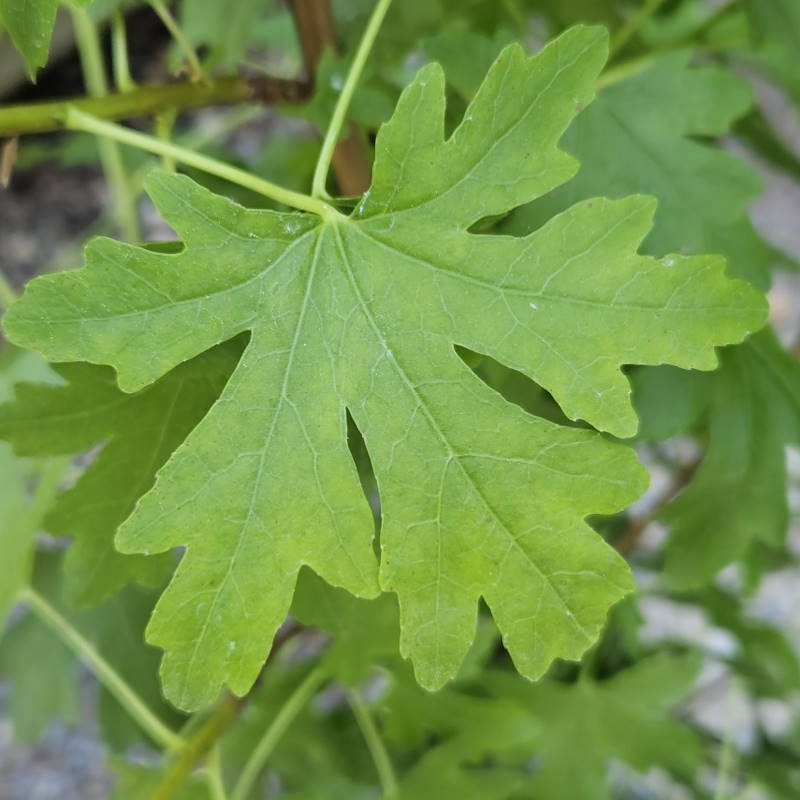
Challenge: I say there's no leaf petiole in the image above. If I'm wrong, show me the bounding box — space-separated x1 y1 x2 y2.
150 694 239 800
347 688 398 798
65 108 343 219
111 9 136 93
206 746 229 800
149 0 207 83
21 586 185 753
230 666 328 800
610 0 669 56
69 4 140 241
312 0 393 199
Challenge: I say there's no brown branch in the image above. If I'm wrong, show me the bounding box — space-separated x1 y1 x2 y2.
289 0 372 196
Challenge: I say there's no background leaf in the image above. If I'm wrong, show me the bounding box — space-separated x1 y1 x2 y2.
0 339 242 606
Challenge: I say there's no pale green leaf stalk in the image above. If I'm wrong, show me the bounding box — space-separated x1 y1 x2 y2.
312 0 393 198
22 587 184 752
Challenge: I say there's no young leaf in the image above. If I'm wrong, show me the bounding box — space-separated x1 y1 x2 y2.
0 341 241 606
3 26 766 710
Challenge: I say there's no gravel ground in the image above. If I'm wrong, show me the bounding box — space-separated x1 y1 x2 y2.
0 683 109 800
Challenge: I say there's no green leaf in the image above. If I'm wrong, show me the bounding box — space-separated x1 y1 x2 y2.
301 48 396 131
663 329 800 588
3 27 766 710
87 584 185 749
0 0 59 79
0 341 242 606
397 748 522 800
495 47 796 586
421 25 513 100
384 653 702 799
504 52 780 288
483 653 704 799
630 364 709 442
743 0 800 99
179 0 271 69
0 0 95 79
292 569 400 685
0 612 79 741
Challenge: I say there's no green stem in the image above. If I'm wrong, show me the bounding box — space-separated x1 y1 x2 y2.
347 689 398 798
596 52 657 90
597 34 750 91
150 695 239 800
22 586 184 753
150 0 206 83
69 4 140 241
29 457 69 523
125 105 264 192
0 270 18 311
312 0 392 198
155 108 178 172
712 677 742 800
610 0 669 56
66 108 342 218
111 8 136 92
6 459 71 599
231 667 328 800
0 76 304 137
206 746 229 800
691 0 741 44
501 0 526 29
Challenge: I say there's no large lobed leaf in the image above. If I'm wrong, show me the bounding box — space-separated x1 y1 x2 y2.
3 26 766 709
